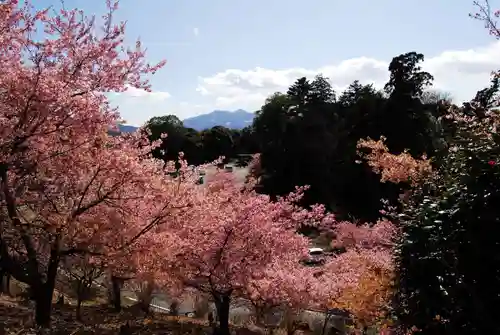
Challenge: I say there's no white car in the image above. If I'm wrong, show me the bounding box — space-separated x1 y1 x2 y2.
309 247 324 255
305 247 325 266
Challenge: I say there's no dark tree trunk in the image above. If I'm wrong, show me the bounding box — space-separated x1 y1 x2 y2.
3 259 58 328
139 299 151 315
1 166 59 328
138 282 153 315
76 281 83 321
34 246 60 328
170 300 179 316
109 276 123 312
76 298 82 321
56 293 64 305
321 313 331 335
0 269 10 295
34 285 54 328
213 293 231 335
4 274 10 296
0 269 5 293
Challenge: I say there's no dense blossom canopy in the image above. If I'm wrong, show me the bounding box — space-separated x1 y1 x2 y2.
0 1 402 333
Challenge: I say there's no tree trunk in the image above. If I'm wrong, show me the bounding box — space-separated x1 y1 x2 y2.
0 269 4 293
76 281 83 321
138 298 151 315
76 298 82 321
321 313 332 335
213 293 231 335
4 273 10 296
170 300 180 316
34 286 54 328
0 269 10 295
137 280 153 314
34 247 60 328
109 276 123 312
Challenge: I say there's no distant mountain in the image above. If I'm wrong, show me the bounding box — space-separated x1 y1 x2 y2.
107 124 139 136
118 124 139 133
112 109 255 135
183 109 254 131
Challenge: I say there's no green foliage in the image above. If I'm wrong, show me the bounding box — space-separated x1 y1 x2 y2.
393 106 500 334
382 52 437 156
200 126 234 163
384 52 434 98
143 115 258 166
253 76 337 207
472 75 500 108
252 52 443 221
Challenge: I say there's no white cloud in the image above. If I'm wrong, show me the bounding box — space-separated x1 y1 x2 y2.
193 27 199 37
108 86 172 126
196 41 500 111
111 41 500 126
121 85 171 101
110 94 207 126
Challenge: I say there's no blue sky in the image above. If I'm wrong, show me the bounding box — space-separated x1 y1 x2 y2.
36 0 500 125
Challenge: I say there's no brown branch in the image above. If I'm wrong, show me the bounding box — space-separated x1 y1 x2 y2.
0 164 40 280
75 166 102 215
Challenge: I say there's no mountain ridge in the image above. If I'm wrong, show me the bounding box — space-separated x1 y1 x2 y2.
183 109 254 131
117 109 255 133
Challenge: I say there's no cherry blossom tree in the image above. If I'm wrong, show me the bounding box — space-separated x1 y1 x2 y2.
1 129 197 325
244 153 262 188
150 173 322 335
308 219 397 333
0 0 202 328
470 0 500 40
245 261 316 326
60 254 105 321
151 171 397 335
356 137 433 187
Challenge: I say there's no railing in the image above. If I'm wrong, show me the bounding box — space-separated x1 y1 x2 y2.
128 296 171 314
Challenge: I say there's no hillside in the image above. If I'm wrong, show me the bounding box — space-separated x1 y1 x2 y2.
183 109 254 130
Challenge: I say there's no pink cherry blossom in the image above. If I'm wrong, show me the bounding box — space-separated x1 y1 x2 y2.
0 0 177 327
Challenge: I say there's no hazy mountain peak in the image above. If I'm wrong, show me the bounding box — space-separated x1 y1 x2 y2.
183 109 254 131
115 109 255 133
